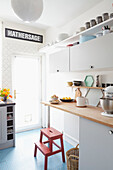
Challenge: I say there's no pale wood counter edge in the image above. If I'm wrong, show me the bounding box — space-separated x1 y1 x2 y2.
41 101 113 128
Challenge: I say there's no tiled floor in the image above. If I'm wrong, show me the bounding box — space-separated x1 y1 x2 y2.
0 129 75 170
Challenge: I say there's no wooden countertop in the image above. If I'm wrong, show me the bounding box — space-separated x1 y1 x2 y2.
41 101 113 128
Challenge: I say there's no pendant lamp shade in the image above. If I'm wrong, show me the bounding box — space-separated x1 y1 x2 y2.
11 0 43 22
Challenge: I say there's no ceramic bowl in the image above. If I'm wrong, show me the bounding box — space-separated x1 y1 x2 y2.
80 27 85 32
57 33 69 42
96 32 103 37
67 82 73 86
100 98 113 114
51 97 58 101
73 81 82 86
79 35 96 44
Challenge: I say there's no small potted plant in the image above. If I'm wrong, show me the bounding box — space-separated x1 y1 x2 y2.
0 88 12 102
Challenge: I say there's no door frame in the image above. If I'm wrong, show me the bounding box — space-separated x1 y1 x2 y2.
11 53 42 133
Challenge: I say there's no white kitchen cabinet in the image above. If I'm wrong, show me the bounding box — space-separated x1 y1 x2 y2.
79 117 113 170
70 33 113 71
64 112 79 145
50 108 64 132
49 48 69 73
0 107 7 144
50 109 79 145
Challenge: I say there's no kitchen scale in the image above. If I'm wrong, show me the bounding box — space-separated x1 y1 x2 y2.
101 112 113 118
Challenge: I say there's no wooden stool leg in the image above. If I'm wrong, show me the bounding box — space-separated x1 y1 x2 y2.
44 156 48 170
34 144 37 157
49 139 53 152
60 136 65 162
40 131 43 143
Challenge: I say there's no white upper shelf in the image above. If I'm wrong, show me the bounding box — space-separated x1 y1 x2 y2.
39 18 113 54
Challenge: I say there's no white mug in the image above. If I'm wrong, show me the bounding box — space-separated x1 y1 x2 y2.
103 29 110 36
76 96 88 107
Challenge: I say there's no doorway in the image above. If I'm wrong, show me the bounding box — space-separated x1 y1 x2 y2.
12 54 41 132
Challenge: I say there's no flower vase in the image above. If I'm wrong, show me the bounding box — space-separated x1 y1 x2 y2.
3 96 7 102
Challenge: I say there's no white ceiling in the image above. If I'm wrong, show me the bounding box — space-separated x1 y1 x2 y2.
0 0 104 30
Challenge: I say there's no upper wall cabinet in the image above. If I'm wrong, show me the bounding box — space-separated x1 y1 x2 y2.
49 48 69 73
70 33 113 71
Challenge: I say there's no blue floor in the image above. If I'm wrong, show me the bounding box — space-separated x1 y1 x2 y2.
0 129 74 170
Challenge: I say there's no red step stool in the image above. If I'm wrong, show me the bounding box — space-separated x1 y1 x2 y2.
34 127 65 170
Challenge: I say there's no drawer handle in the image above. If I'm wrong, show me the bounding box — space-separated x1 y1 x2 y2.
109 130 113 135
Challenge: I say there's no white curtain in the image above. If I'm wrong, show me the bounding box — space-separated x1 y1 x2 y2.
0 21 2 88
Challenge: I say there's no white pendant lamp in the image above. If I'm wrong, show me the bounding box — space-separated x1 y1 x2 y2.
11 0 43 22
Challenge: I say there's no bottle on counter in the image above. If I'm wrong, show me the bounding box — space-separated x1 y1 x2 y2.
96 75 99 87
96 75 101 87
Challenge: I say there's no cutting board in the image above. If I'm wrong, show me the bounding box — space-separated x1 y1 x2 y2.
75 88 82 102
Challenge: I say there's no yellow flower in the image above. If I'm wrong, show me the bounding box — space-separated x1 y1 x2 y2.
5 92 8 96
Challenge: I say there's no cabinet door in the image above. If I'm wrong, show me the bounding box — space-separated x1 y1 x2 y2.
50 108 64 132
70 43 92 71
70 33 113 71
91 33 113 69
49 48 69 73
0 107 7 144
64 112 79 144
79 117 113 170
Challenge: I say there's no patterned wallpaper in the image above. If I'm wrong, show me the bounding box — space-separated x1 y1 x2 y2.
0 22 2 88
2 21 45 95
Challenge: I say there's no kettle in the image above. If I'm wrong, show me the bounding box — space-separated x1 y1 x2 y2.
76 96 88 107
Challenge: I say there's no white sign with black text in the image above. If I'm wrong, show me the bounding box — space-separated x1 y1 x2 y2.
5 28 43 43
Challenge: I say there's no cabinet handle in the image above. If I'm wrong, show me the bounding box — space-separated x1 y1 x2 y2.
14 90 16 99
109 130 113 135
90 65 94 69
57 70 59 72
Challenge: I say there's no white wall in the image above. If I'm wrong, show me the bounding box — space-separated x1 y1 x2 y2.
2 21 45 95
46 0 113 43
44 0 113 145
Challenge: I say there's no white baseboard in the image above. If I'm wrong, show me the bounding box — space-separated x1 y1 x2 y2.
16 124 41 133
64 132 79 146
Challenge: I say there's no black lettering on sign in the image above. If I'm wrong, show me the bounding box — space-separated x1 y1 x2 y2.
5 28 43 43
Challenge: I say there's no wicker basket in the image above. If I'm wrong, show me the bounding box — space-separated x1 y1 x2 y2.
66 144 79 170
